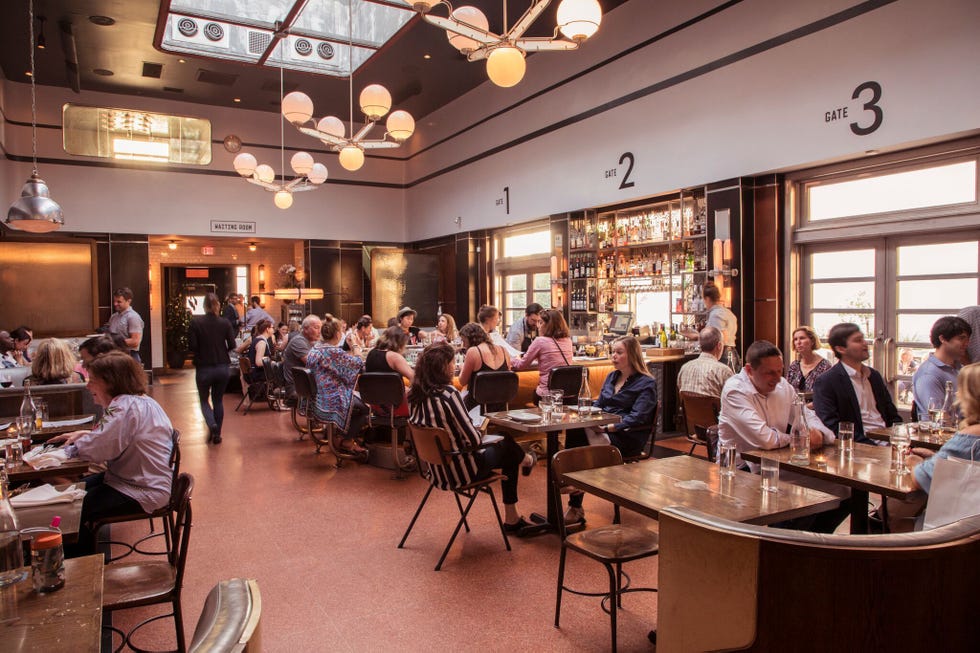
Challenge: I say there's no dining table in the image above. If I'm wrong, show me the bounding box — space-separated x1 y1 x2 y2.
12 483 85 544
0 554 104 652
562 455 843 525
741 441 922 533
4 459 93 486
485 406 620 534
866 423 954 452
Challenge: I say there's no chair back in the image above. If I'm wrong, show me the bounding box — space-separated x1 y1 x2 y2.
169 473 194 594
169 429 182 492
548 365 585 404
269 361 287 388
470 370 519 412
680 391 720 437
357 372 405 407
552 444 623 492
238 357 251 378
291 367 316 401
407 424 453 468
261 357 275 384
189 578 262 653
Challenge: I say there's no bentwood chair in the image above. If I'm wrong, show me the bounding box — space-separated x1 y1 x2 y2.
292 367 364 466
679 391 720 460
470 370 519 414
261 357 288 411
357 372 414 477
552 445 659 652
102 472 194 653
188 578 263 653
548 365 586 405
235 358 266 415
622 401 660 464
399 424 511 571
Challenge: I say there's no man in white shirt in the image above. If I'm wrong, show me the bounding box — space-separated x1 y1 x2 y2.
677 326 733 399
478 304 520 358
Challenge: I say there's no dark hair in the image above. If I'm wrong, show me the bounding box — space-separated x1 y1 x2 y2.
745 340 782 368
113 287 134 301
204 292 221 316
10 327 31 343
525 302 543 316
225 292 238 302
377 325 408 352
250 295 261 305
477 305 499 324
703 282 721 303
827 323 862 359
79 334 123 359
355 316 373 330
539 309 569 339
458 322 492 351
321 313 344 342
253 319 273 337
387 317 398 327
407 343 455 405
0 332 13 355
930 316 972 349
87 350 147 397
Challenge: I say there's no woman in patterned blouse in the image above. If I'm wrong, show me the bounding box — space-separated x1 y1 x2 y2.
307 314 369 454
786 325 832 393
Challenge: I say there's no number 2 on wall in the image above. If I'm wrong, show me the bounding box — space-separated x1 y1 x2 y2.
618 152 635 190
850 81 883 136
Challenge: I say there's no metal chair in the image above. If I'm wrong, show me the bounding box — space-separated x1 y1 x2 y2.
470 370 519 414
188 578 262 653
357 372 415 477
291 366 364 466
102 472 194 653
622 401 660 463
235 358 266 415
679 391 720 459
261 358 288 411
552 445 659 652
548 365 586 404
398 424 511 571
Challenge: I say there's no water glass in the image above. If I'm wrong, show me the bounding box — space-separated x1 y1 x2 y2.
4 441 22 469
550 390 564 417
760 456 779 492
717 443 737 478
539 394 554 422
33 399 48 429
891 431 911 475
838 421 854 458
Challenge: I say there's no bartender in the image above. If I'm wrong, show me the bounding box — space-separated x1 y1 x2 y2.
685 282 739 367
506 302 543 353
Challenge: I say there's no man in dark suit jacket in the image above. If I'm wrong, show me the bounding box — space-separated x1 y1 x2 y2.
813 323 902 443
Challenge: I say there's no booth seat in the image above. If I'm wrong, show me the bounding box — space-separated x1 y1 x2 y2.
0 383 100 420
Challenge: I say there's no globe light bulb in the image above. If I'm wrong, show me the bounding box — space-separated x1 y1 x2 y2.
557 0 602 42
281 91 314 124
274 189 293 209
338 145 365 171
486 46 526 88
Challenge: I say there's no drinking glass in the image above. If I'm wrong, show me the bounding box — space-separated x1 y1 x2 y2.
550 390 564 417
0 372 11 388
927 397 943 429
760 456 779 492
539 394 554 422
718 443 737 478
891 430 911 475
33 399 48 429
4 441 22 469
838 421 854 458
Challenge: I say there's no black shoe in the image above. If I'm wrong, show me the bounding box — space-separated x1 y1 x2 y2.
503 517 531 535
207 424 218 443
212 433 222 444
521 450 538 476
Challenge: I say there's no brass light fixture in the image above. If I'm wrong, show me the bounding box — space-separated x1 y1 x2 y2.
5 0 64 233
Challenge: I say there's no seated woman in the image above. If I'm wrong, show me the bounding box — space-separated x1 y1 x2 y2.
247 319 275 383
457 321 509 411
396 307 421 345
50 351 174 557
307 314 370 455
786 325 831 393
511 309 574 404
430 313 458 345
343 315 376 352
27 338 85 385
563 336 658 524
365 325 414 416
10 326 33 365
408 342 534 533
274 322 290 355
77 334 126 380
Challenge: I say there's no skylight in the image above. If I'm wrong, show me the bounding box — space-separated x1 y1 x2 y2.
158 0 413 77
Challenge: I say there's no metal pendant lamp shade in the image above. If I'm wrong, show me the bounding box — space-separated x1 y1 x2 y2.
5 0 64 233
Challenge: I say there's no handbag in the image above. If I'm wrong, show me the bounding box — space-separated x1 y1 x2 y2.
922 440 980 530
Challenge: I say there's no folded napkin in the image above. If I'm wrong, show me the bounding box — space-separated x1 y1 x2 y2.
23 446 70 470
10 483 86 508
41 415 94 429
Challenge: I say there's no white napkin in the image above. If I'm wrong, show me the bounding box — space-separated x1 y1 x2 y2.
10 483 86 508
41 415 94 428
22 446 70 470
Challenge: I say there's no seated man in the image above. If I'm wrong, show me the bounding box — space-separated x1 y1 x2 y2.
677 326 733 399
912 315 971 418
282 315 322 397
718 340 845 533
813 322 902 443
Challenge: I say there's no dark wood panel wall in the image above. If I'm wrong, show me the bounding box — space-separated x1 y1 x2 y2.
749 175 783 347
706 181 747 355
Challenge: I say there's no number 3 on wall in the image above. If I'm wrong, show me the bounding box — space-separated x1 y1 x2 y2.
850 81 883 136
618 152 635 190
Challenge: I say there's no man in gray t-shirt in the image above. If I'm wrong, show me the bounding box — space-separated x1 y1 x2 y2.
283 315 322 395
107 287 145 364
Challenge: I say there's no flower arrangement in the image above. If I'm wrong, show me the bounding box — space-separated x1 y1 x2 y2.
278 264 306 289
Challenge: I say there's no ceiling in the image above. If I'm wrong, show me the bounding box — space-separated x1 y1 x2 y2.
1 0 630 122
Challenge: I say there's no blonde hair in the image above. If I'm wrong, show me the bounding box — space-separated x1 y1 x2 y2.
792 325 822 355
956 363 980 429
31 338 78 383
437 314 458 341
613 336 652 378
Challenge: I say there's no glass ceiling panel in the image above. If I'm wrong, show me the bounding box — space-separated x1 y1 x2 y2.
160 0 413 77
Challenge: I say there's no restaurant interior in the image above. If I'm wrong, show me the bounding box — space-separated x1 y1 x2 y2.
1 0 979 651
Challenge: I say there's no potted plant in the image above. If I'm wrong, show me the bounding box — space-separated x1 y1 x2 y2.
165 292 191 369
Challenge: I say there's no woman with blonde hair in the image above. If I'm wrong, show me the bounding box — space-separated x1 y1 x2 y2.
786 325 831 392
431 313 458 344
912 362 980 492
28 338 83 384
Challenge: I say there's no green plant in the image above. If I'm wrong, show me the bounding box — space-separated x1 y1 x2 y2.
165 293 191 354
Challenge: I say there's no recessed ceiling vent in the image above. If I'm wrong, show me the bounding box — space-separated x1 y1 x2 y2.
247 30 272 55
196 69 237 86
142 62 163 78
170 15 229 50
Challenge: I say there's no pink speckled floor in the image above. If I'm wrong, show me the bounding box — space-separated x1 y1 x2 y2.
107 369 677 652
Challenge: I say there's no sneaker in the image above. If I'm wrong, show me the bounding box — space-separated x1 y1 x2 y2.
564 506 585 525
521 450 537 476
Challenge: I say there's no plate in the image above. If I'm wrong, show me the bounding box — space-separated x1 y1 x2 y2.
568 406 601 414
506 410 543 424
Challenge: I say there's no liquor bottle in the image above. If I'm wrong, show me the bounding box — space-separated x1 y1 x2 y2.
941 380 955 428
659 325 668 349
790 393 811 466
577 367 592 411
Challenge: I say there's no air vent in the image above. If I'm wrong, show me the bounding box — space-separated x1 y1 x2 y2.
142 62 163 78
170 14 229 50
260 80 297 93
196 69 237 86
247 30 271 55
317 43 334 60
163 86 184 93
294 39 313 56
203 22 224 42
177 17 197 37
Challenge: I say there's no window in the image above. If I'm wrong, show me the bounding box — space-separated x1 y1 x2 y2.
502 272 551 329
500 229 550 258
494 223 553 333
236 266 248 297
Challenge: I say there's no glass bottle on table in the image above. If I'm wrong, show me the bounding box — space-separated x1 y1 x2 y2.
940 380 955 429
577 367 592 413
20 381 38 443
0 475 28 587
789 392 811 466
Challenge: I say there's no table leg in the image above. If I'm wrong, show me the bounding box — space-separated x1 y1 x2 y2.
850 489 870 534
524 429 563 536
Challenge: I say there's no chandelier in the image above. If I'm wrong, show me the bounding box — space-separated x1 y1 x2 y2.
232 42 328 209
401 0 602 88
5 0 64 233
281 0 415 172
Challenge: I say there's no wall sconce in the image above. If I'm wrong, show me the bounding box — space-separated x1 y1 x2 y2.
258 264 266 292
711 209 738 306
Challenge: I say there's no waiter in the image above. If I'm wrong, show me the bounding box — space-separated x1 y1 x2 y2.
684 282 739 368
506 303 544 353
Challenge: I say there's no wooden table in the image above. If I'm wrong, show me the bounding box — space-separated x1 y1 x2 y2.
0 554 104 653
5 459 92 486
13 483 84 544
33 415 97 443
486 407 620 533
741 442 920 534
867 423 953 452
563 455 842 525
